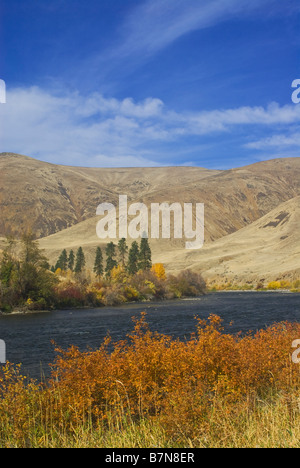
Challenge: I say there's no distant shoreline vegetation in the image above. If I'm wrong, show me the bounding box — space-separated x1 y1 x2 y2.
0 234 206 313
0 233 298 314
208 280 300 293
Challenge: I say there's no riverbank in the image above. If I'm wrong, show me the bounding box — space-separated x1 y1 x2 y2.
209 289 297 293
208 278 300 293
3 287 299 316
1 291 299 383
3 293 207 316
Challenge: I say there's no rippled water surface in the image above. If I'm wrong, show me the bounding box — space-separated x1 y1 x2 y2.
0 292 299 379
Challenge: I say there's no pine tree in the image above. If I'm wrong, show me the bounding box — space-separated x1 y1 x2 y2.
138 237 152 271
94 246 103 278
105 242 117 277
75 247 85 273
55 249 68 271
127 241 139 275
118 238 128 267
68 250 75 272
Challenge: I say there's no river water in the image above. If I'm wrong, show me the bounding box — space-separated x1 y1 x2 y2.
0 292 299 380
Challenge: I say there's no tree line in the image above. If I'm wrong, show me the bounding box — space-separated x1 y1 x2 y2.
52 238 152 278
0 233 206 312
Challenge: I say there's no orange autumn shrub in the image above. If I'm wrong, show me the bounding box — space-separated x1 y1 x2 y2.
0 363 44 443
1 313 300 444
45 313 300 434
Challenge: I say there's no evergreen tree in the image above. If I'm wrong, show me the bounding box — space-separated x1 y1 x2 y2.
22 232 46 266
20 233 56 301
75 247 85 273
55 249 68 271
105 242 117 277
0 237 17 287
127 241 139 275
68 250 75 271
0 233 57 310
94 246 103 278
21 233 56 301
118 238 128 267
138 237 152 271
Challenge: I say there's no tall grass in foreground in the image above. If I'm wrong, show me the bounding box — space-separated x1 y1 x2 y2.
1 313 300 448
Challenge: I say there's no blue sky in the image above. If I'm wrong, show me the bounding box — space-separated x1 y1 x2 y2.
0 0 300 168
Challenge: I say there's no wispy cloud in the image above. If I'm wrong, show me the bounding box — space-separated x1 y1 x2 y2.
187 103 300 134
1 86 300 167
119 0 270 57
245 128 300 150
86 0 292 80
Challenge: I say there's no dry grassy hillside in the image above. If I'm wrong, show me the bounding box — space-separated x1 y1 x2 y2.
1 153 299 284
36 196 299 285
1 153 299 242
0 153 220 238
162 196 300 284
140 158 300 241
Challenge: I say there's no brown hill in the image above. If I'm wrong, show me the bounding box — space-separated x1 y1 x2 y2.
0 153 220 238
139 157 300 242
1 153 299 244
1 153 299 283
161 196 300 284
36 195 299 285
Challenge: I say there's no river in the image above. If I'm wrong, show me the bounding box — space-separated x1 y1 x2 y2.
0 291 299 380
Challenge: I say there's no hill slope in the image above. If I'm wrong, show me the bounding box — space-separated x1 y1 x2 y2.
162 196 300 284
0 153 221 238
37 194 300 285
1 154 300 242
1 153 299 284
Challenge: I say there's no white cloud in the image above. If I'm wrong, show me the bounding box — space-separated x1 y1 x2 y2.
0 87 168 166
84 0 284 84
1 86 300 167
117 0 279 59
245 129 300 150
76 93 164 119
187 103 300 132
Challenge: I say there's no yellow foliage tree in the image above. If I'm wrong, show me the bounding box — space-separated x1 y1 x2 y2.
110 265 127 283
151 263 166 280
267 281 281 290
